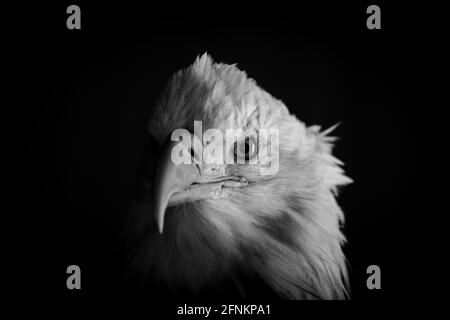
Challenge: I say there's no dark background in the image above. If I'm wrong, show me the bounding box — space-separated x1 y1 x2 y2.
10 0 428 313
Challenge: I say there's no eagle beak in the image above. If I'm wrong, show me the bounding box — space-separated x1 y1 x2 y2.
153 140 200 234
153 139 248 234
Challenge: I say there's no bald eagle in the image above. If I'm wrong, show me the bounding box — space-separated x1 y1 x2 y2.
126 54 352 300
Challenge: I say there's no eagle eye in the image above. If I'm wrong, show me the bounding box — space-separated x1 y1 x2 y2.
234 136 258 163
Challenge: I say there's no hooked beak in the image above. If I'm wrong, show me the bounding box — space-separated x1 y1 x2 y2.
153 139 247 234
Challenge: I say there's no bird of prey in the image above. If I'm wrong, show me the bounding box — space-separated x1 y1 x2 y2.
126 54 352 300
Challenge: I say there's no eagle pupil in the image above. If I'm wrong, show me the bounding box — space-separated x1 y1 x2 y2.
234 137 257 163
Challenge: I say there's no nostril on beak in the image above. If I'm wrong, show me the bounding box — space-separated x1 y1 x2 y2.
188 145 202 175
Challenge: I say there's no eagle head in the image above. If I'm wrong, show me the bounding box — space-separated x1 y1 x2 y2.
127 54 352 300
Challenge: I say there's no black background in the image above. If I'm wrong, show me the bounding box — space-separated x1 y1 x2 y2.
10 0 430 315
